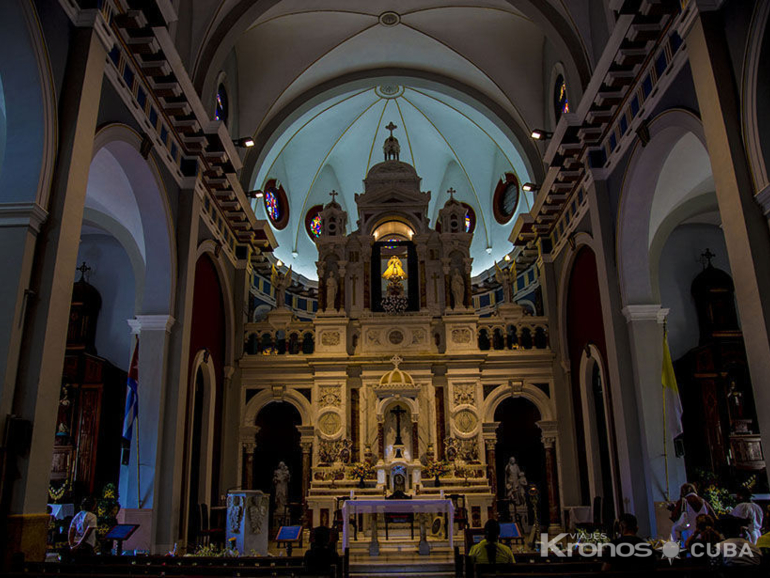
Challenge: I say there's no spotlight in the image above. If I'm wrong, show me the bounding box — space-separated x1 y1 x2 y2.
531 129 553 140
247 189 264 199
522 182 540 192
276 259 283 268
235 137 255 148
503 254 511 262
292 251 298 258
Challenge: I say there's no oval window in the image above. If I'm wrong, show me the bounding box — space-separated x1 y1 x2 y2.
493 173 519 224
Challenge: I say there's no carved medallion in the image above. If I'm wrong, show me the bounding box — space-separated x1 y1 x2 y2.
454 409 478 434
318 385 342 408
388 329 404 345
318 412 342 436
411 328 426 344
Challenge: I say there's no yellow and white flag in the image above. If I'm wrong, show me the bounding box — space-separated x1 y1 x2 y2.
662 329 684 438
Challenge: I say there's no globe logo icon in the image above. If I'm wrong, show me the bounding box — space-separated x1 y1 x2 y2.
661 540 681 564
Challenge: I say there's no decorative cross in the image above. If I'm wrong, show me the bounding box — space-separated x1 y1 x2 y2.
329 189 338 203
385 121 397 137
390 354 403 369
77 261 91 281
391 404 407 446
447 187 456 201
701 248 715 266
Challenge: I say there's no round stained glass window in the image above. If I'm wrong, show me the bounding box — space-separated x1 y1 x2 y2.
461 203 476 234
262 180 289 230
215 83 228 124
305 205 324 239
493 174 520 224
265 188 280 221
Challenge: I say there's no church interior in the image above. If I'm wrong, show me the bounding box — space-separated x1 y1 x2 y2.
2 0 770 576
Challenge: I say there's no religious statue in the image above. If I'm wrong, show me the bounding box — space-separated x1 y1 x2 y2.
383 255 407 280
270 264 293 309
505 457 528 510
326 273 338 311
494 260 517 304
451 268 465 309
272 462 290 519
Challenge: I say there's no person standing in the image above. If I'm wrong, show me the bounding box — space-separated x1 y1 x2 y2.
731 487 764 544
68 497 97 557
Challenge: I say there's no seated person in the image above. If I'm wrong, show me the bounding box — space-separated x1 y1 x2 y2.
716 515 761 567
685 514 723 550
469 519 515 565
68 496 97 556
731 487 764 544
601 513 655 572
304 526 341 575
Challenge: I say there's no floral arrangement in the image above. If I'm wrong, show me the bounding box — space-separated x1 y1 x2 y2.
349 462 375 480
96 483 121 546
423 460 450 478
454 465 472 483
693 468 737 515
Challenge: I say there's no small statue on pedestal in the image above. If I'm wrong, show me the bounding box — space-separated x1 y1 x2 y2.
271 264 293 309
326 273 338 311
273 462 290 524
505 456 527 522
451 269 465 309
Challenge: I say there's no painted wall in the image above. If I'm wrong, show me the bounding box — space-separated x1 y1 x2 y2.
76 233 136 370
658 223 732 360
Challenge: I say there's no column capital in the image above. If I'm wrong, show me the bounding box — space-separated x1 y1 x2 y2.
621 304 668 324
482 422 500 440
297 425 315 439
127 314 175 334
537 420 558 447
0 202 48 233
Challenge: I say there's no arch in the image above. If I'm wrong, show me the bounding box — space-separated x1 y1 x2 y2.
243 388 313 427
616 109 708 305
0 0 56 206
376 395 420 420
91 124 176 315
196 240 237 367
482 382 554 424
577 344 620 520
742 0 770 194
191 0 591 129
186 349 218 509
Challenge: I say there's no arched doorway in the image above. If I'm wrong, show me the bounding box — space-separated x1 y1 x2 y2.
579 349 619 528
253 402 302 526
494 397 547 528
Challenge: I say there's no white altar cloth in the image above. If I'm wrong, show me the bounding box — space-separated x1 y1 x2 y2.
341 499 454 549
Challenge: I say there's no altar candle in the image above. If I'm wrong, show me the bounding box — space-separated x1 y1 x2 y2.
440 489 444 499
350 490 354 499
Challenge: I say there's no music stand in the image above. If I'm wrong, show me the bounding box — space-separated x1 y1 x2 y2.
275 525 302 556
104 524 139 555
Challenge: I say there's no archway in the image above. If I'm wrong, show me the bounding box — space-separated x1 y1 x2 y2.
494 397 547 528
253 402 303 527
578 346 619 528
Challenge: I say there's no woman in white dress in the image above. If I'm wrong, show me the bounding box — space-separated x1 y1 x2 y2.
670 483 716 544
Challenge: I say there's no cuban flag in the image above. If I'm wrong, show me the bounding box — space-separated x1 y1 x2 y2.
121 342 139 465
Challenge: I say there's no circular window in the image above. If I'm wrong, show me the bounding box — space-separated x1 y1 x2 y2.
215 83 228 124
305 205 324 239
493 174 520 224
554 74 569 122
263 179 289 230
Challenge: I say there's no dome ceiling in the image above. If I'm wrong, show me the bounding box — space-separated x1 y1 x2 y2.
251 82 536 281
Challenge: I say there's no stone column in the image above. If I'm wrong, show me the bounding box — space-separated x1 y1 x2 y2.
121 315 176 511
5 24 106 561
377 417 385 460
152 180 204 553
622 305 686 503
411 419 419 460
242 442 256 490
684 3 770 489
585 178 655 535
537 420 561 532
482 422 499 517
298 425 314 527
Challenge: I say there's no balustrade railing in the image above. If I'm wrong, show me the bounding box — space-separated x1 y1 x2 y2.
476 318 549 351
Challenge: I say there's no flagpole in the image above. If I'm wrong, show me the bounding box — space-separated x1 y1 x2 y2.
662 321 670 501
135 411 142 508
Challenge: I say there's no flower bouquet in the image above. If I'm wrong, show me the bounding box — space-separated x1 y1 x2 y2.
350 462 375 487
424 460 450 486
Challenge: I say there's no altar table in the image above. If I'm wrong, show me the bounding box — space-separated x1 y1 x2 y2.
341 498 454 550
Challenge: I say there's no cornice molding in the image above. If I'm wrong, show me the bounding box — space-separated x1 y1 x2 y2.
127 314 175 334
0 202 49 233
